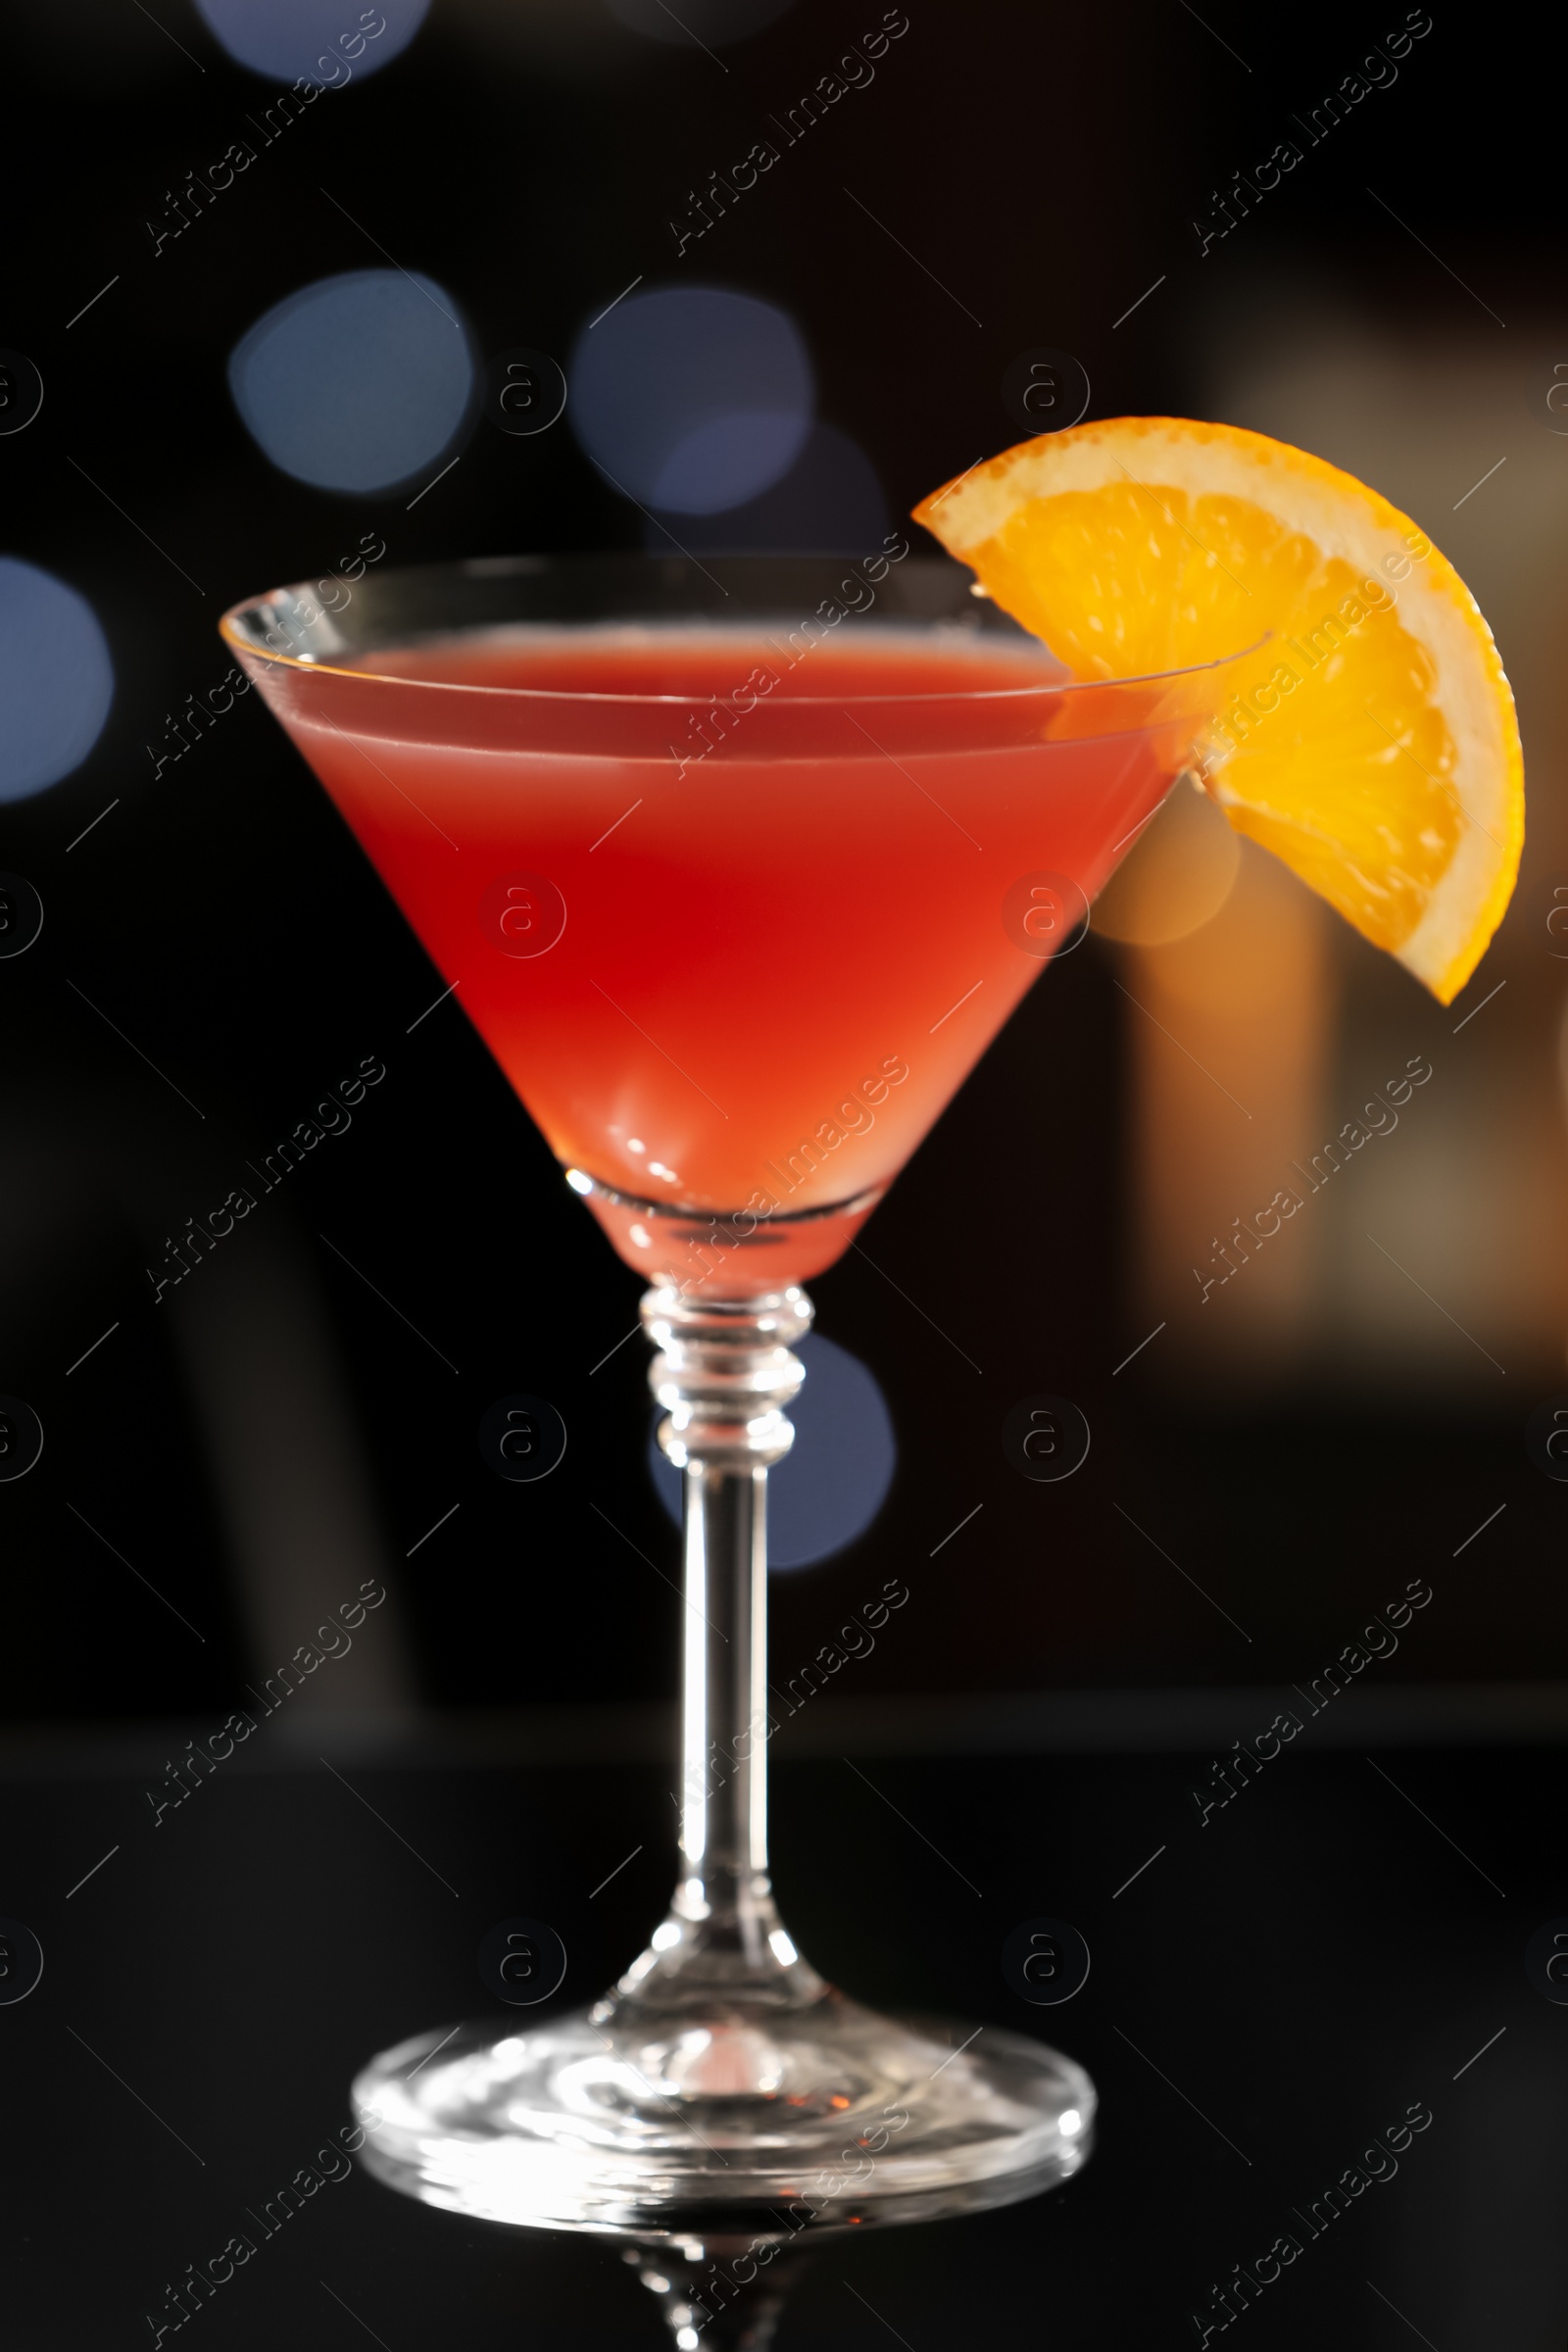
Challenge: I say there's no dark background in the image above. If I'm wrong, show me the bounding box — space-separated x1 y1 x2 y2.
2 1 1566 2344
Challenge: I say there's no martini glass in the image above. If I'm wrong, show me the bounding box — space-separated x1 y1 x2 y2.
220 556 1245 2267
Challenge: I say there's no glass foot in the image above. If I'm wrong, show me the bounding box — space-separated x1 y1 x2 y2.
351 1984 1093 2235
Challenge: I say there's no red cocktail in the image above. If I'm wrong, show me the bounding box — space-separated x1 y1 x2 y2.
232 570 1226 1291
221 556 1243 2242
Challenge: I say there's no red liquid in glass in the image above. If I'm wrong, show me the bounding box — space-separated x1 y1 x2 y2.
272 629 1193 1291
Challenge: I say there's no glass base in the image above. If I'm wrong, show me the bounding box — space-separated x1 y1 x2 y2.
351 1986 1094 2236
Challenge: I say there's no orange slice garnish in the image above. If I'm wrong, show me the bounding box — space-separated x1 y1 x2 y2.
914 417 1523 1003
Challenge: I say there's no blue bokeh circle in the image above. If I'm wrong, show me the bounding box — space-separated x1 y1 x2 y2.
649 1331 896 1568
0 561 114 804
228 269 474 493
570 285 812 515
193 0 429 85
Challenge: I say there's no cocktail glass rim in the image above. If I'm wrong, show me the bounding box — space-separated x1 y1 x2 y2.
220 551 1263 705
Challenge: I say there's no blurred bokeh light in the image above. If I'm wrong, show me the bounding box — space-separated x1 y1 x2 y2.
569 285 812 514
645 420 888 552
649 1332 896 1568
0 559 113 802
1091 777 1242 948
194 0 430 83
228 269 473 493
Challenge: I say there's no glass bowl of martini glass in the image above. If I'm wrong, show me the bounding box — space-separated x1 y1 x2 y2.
220 553 1245 2264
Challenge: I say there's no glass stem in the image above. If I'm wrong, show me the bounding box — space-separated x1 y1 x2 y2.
632 2242 808 2350
609 1285 821 2012
679 1454 770 1950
